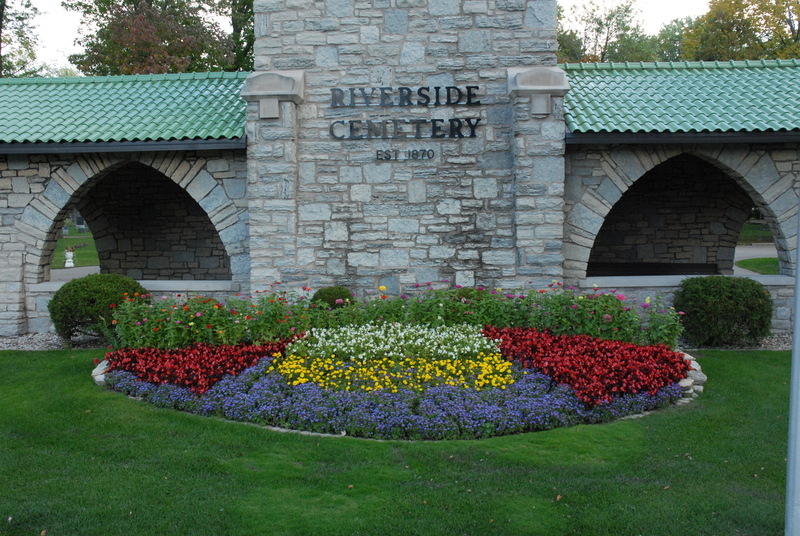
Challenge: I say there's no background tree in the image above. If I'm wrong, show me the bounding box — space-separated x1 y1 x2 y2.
214 0 253 71
0 0 40 77
64 0 253 74
683 0 800 60
654 17 695 62
683 0 766 59
557 0 659 63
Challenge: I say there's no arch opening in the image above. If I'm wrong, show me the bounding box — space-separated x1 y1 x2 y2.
45 161 232 282
587 154 767 277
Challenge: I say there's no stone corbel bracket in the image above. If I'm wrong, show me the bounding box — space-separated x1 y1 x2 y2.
240 70 305 119
508 66 571 116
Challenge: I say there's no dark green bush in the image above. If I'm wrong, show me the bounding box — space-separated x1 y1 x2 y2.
673 276 772 347
48 273 148 345
311 285 353 308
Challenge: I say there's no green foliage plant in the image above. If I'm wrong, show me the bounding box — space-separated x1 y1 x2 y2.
673 275 772 347
311 285 354 308
48 273 147 345
112 281 684 350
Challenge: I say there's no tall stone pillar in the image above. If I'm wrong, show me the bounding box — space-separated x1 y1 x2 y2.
241 71 305 286
246 0 564 293
508 66 570 286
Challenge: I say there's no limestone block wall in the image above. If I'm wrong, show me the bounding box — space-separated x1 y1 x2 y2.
246 0 566 295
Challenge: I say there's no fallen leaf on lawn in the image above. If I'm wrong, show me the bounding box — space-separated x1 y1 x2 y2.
556 495 564 501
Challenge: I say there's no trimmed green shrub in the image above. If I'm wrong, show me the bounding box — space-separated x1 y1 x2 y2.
673 276 772 347
311 285 353 308
48 273 148 345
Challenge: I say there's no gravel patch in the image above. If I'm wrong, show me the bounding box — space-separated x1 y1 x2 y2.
0 333 104 351
680 333 793 352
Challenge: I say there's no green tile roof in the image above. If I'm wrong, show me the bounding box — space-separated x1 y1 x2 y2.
3 61 800 145
0 72 249 144
562 59 800 134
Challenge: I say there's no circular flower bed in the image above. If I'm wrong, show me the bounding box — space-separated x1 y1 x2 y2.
102 323 690 441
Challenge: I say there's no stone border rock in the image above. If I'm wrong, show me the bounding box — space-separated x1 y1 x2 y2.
676 352 706 405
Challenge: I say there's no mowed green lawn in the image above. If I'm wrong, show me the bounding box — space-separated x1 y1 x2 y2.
51 226 99 269
0 348 788 535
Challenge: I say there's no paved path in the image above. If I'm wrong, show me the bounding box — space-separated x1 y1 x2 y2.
49 266 100 281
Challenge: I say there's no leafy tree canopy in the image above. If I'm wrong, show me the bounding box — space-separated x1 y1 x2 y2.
683 0 800 60
557 0 800 63
64 0 253 75
557 0 661 63
0 0 41 77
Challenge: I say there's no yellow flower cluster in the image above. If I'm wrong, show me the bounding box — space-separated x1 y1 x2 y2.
272 351 515 393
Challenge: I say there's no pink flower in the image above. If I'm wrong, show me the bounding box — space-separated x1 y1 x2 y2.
615 294 626 301
335 298 344 304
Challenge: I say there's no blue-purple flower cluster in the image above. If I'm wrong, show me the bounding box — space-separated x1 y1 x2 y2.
104 355 683 440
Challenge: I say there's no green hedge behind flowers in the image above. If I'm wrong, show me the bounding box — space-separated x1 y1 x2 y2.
111 282 683 350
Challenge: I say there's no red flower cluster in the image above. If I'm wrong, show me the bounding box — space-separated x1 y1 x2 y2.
483 327 690 406
104 341 290 394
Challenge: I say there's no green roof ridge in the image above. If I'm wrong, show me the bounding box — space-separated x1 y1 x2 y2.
561 59 800 71
0 71 250 144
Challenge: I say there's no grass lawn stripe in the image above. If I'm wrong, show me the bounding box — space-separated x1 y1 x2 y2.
0 348 787 535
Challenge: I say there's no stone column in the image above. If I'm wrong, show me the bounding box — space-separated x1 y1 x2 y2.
241 71 306 287
248 0 563 293
0 251 26 336
508 66 570 287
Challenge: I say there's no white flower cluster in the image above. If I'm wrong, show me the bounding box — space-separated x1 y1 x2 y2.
287 322 500 362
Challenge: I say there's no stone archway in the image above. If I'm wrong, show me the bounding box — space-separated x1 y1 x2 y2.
563 144 796 283
14 152 249 287
587 154 754 276
74 162 232 280
4 150 250 335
